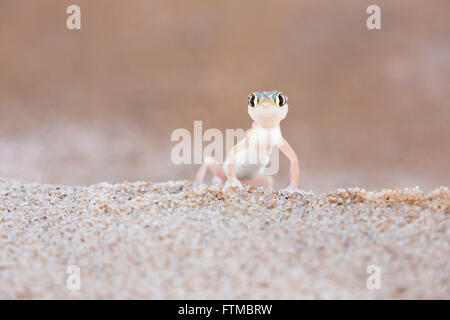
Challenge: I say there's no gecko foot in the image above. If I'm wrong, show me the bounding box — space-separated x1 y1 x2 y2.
281 185 304 196
224 178 244 191
192 181 207 189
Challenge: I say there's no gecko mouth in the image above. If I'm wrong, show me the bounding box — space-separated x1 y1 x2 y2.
255 106 279 115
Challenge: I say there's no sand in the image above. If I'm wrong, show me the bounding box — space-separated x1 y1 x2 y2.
0 178 448 299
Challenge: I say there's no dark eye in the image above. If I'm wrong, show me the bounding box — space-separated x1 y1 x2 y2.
276 92 287 107
248 93 258 107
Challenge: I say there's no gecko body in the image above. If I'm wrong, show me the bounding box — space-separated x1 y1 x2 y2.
223 126 279 180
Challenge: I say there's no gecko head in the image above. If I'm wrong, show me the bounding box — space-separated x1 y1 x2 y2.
247 90 288 127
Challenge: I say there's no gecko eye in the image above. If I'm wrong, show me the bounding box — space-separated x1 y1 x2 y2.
248 93 258 107
275 92 287 107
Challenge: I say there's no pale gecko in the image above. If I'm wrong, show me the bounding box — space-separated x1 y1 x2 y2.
194 90 301 194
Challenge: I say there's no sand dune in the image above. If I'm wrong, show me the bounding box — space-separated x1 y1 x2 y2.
0 178 448 299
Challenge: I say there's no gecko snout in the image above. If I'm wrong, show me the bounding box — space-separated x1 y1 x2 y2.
259 103 277 112
258 100 273 109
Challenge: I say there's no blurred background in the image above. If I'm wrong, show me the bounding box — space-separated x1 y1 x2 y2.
0 0 449 192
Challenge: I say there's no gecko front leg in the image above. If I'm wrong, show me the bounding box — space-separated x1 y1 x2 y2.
223 135 251 191
279 138 302 194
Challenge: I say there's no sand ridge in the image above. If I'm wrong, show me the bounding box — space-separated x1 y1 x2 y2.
0 178 448 299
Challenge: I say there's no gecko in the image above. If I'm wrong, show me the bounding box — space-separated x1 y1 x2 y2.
194 90 301 194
